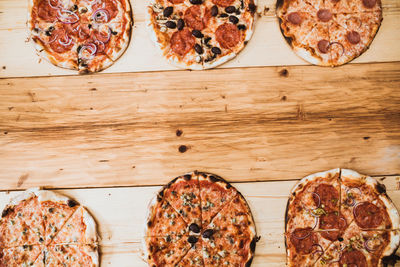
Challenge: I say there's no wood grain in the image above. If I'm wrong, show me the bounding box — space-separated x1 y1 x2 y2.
0 176 399 266
0 0 399 77
0 62 399 190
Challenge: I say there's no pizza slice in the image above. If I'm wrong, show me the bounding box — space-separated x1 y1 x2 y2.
145 196 188 238
159 172 202 226
144 234 191 266
198 172 237 226
293 22 331 65
30 21 80 70
38 191 79 245
206 194 256 238
0 208 40 247
175 239 204 267
0 245 43 266
51 206 97 245
48 243 99 266
286 228 333 266
340 169 399 230
286 169 341 233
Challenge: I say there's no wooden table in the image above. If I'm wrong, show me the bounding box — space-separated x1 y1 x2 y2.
0 0 400 265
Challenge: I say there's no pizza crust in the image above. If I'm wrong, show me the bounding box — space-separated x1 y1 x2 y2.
82 207 99 244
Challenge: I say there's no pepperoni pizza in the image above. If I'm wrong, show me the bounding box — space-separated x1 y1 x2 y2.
277 0 382 66
143 171 258 266
28 0 132 73
285 169 400 267
146 0 257 69
0 188 99 266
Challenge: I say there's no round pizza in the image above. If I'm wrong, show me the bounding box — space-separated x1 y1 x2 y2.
285 168 400 266
143 171 257 266
277 0 382 66
146 0 257 69
28 0 133 73
0 188 98 266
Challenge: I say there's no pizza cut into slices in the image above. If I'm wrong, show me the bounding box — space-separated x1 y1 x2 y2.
159 172 202 226
146 0 256 69
145 196 188 238
0 188 99 267
0 245 43 266
198 172 238 226
28 0 132 73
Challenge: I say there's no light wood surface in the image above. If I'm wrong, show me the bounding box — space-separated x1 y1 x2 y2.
0 0 399 77
1 62 399 190
0 175 399 266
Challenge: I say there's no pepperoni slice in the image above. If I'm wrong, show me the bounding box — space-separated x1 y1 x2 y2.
319 213 347 241
37 0 58 22
184 6 211 31
92 0 119 21
346 31 361 44
290 228 318 254
317 40 330 54
49 29 74 53
363 0 377 8
287 12 302 25
353 202 383 228
212 0 235 7
170 28 195 56
340 250 367 267
215 23 240 49
317 9 332 22
313 184 338 211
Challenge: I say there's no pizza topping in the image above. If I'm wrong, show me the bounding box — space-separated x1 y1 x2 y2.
166 21 177 29
317 9 332 22
57 9 80 24
58 34 73 46
92 9 110 23
346 31 361 44
168 0 184 4
353 202 383 228
225 6 236 13
290 228 318 254
92 0 119 21
364 235 384 252
362 0 377 8
212 0 235 7
211 46 222 54
216 23 240 49
177 19 185 30
38 0 59 22
287 12 302 25
229 15 239 24
184 6 211 31
163 6 173 17
339 249 367 267
189 223 201 233
202 229 214 239
79 43 97 59
211 5 219 16
313 184 338 211
319 213 347 241
192 29 204 38
194 44 204 54
188 235 199 244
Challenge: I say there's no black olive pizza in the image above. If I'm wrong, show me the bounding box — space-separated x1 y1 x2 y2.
285 168 400 266
277 0 382 66
0 188 98 266
146 0 257 69
28 0 132 73
143 171 258 266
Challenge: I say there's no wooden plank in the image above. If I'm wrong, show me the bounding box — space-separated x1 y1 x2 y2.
0 176 399 266
0 0 399 77
0 62 399 189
